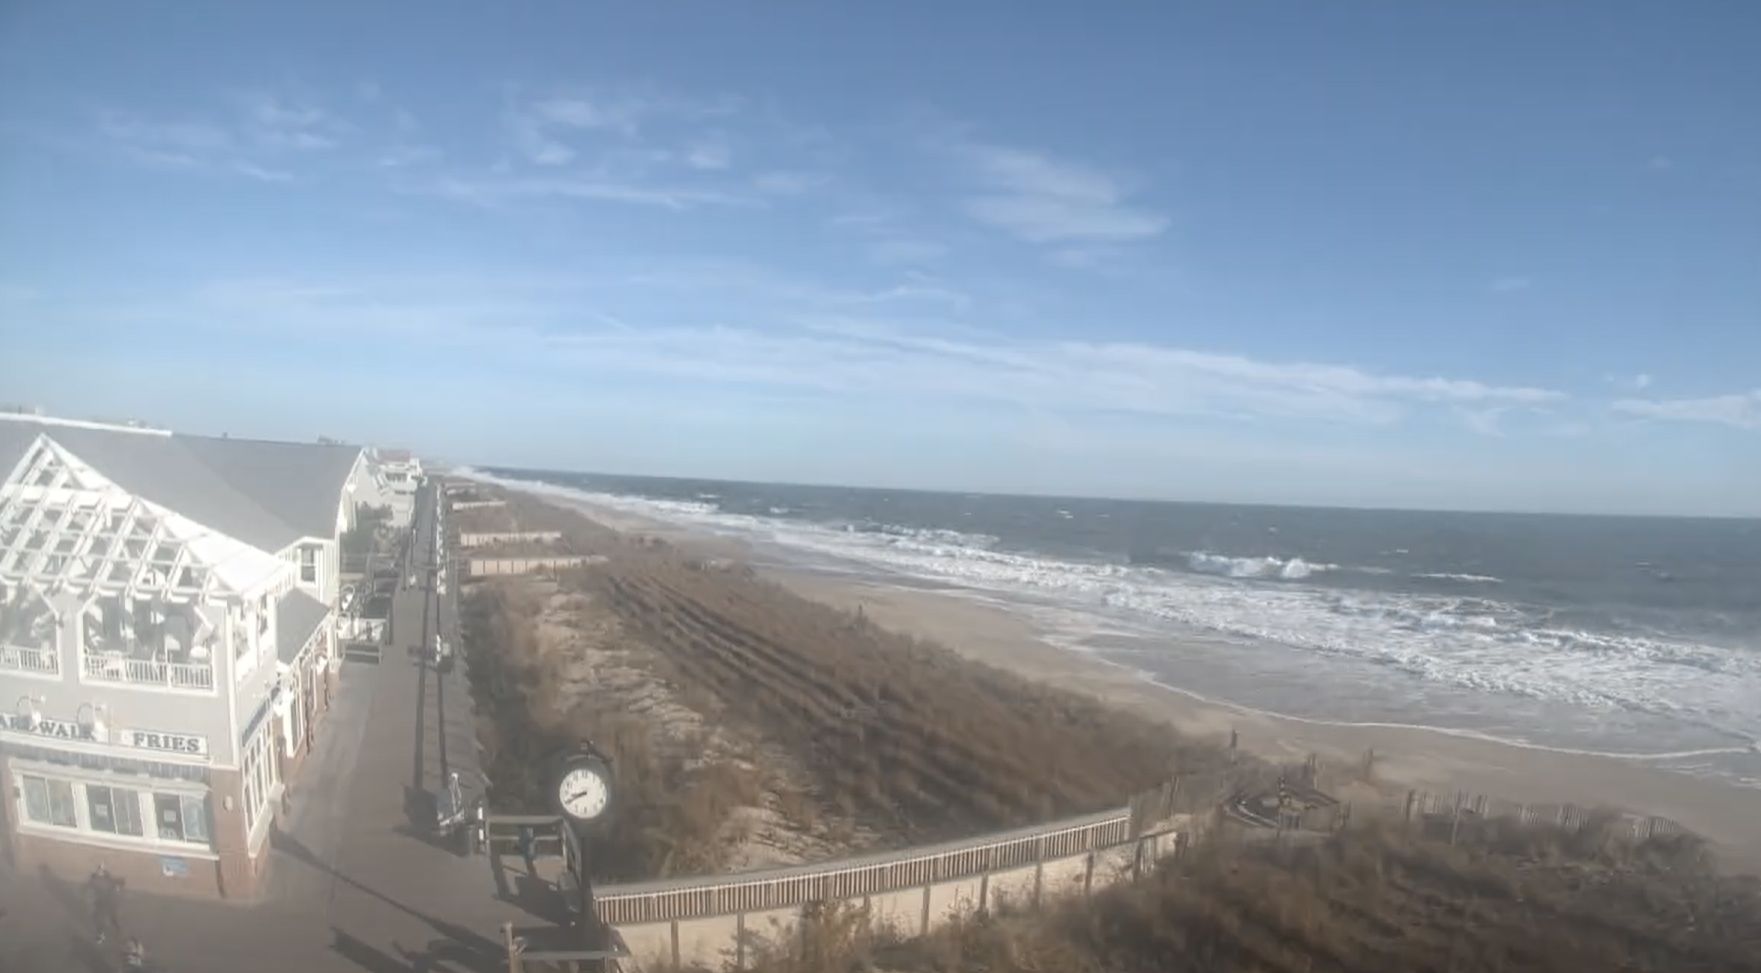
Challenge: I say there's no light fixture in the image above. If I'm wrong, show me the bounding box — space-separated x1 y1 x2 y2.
13 695 43 731
76 702 108 742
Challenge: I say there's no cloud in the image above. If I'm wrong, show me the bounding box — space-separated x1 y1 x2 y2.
867 238 948 266
753 170 827 195
233 91 343 151
1613 390 1761 430
95 90 356 182
1603 372 1654 391
686 141 731 170
234 162 295 183
1489 276 1532 293
149 269 1563 429
953 141 1167 244
1455 406 1507 437
506 86 744 167
419 175 753 211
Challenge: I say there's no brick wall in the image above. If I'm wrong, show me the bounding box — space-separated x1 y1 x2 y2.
209 768 267 900
10 829 225 900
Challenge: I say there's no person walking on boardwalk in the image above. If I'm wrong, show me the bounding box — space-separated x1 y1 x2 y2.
85 864 125 945
517 825 538 876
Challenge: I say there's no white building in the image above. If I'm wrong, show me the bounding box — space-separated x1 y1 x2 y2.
356 447 422 528
0 415 371 898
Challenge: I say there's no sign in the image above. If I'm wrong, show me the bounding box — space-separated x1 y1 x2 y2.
0 713 104 743
123 729 209 758
160 857 189 879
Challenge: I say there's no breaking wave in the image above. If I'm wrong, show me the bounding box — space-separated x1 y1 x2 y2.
1187 551 1334 580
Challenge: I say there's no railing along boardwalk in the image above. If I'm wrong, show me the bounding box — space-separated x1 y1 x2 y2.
594 808 1130 926
465 555 607 578
1405 788 1687 842
457 530 562 548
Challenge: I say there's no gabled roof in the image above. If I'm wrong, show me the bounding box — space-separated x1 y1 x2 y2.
0 417 362 553
178 435 363 547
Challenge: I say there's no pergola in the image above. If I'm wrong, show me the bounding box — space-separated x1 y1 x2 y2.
0 435 283 662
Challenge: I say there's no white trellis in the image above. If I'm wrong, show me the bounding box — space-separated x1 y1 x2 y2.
0 434 284 688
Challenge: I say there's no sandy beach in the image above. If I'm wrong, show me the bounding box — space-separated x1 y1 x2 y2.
485 479 1761 872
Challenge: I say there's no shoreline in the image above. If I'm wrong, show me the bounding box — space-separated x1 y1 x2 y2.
462 472 1761 871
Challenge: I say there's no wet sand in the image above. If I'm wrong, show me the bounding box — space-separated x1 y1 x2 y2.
473 476 1761 872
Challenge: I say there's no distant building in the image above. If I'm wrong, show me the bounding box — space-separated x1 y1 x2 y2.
361 447 422 527
0 414 373 898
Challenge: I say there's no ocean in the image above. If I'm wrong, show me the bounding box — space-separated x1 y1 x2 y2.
477 467 1761 788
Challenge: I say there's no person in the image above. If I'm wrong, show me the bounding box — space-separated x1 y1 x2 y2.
124 937 148 969
517 825 537 876
85 864 124 945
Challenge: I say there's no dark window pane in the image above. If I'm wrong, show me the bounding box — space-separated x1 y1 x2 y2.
154 793 184 841
113 788 143 836
87 785 116 832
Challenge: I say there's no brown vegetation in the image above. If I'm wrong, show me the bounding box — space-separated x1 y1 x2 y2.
557 540 1227 841
748 822 1761 973
458 487 1248 879
464 581 740 877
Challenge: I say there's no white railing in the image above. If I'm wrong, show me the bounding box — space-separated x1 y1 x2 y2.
594 808 1132 925
82 653 215 692
0 644 60 676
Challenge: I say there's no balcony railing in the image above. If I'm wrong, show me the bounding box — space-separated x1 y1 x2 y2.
82 653 215 692
0 644 60 676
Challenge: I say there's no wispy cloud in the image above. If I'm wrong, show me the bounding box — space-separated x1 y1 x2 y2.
1613 389 1761 429
753 170 827 195
505 85 743 167
1455 406 1508 437
867 238 948 266
952 140 1167 245
138 272 1563 428
233 90 342 151
686 140 731 170
418 175 754 211
1604 372 1653 391
97 111 302 181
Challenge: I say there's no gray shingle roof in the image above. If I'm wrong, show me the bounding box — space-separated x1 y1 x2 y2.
276 588 330 664
0 418 362 553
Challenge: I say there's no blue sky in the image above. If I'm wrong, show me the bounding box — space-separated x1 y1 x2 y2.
1 2 1757 515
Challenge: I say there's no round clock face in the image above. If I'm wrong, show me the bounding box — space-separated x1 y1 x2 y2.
557 764 610 822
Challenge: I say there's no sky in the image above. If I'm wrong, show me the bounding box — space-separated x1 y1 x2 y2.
0 2 1757 516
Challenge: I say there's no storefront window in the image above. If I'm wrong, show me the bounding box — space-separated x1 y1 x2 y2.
22 775 77 827
86 784 145 836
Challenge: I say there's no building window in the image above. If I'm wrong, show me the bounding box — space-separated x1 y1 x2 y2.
154 792 210 843
86 784 145 837
242 729 272 833
21 775 78 828
299 544 318 584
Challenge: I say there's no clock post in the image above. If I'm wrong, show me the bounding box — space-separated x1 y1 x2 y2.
551 746 616 968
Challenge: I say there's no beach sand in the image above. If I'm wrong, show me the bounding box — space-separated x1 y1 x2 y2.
481 480 1761 871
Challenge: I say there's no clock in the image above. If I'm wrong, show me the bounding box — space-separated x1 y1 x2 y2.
553 752 613 826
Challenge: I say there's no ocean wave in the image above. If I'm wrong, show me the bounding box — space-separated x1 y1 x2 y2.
1415 572 1504 584
462 470 1761 746
1187 551 1334 580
